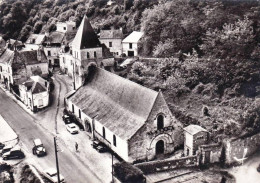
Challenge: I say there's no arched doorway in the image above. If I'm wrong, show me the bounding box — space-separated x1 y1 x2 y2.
156 140 164 155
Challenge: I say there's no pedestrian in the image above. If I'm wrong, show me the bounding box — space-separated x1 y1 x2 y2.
75 142 78 152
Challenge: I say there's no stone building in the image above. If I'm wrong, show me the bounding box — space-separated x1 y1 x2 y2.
66 66 183 162
99 29 123 56
0 48 48 91
56 21 76 33
60 15 114 89
25 34 46 50
122 31 143 57
183 125 208 156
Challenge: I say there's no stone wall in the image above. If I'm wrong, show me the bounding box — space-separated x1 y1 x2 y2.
135 155 199 174
199 143 223 164
224 133 260 165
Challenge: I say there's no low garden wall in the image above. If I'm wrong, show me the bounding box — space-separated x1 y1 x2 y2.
135 155 199 174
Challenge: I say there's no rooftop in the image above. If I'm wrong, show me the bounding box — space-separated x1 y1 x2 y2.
122 31 144 43
183 125 207 135
72 15 101 49
69 67 158 140
25 34 45 45
100 29 124 39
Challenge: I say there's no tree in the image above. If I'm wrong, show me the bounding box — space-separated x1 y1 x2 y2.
33 21 43 34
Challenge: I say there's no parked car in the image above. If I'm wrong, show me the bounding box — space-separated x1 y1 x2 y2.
2 147 25 160
32 139 46 157
62 114 72 124
66 123 79 134
0 142 5 150
257 164 260 172
0 145 13 155
43 168 65 183
92 140 108 153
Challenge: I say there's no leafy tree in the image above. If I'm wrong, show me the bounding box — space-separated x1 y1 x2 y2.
33 21 43 34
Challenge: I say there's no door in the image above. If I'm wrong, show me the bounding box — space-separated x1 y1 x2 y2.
204 151 211 164
128 51 134 57
156 140 164 155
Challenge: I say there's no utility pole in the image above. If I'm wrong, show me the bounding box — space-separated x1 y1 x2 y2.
111 152 114 183
54 137 61 183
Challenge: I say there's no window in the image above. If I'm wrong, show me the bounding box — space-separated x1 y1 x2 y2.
63 27 66 30
109 42 112 47
77 52 78 58
87 52 90 58
157 114 164 130
94 51 97 58
113 135 116 146
48 51 51 56
8 67 10 73
63 57 65 64
129 43 132 49
102 127 106 139
0 66 2 72
72 104 74 113
79 109 81 119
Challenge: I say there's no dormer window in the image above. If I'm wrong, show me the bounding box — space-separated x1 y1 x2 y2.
157 114 164 130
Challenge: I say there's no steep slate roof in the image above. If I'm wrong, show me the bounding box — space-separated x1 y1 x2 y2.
25 34 45 45
23 76 47 94
183 125 207 135
14 50 48 65
72 15 101 49
100 29 124 39
122 31 144 43
70 67 158 140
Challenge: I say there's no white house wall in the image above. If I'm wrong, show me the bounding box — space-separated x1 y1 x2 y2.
33 91 49 108
99 38 122 56
94 119 129 162
67 100 129 161
122 42 138 56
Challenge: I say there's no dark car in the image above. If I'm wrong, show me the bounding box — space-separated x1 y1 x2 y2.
92 140 108 153
0 143 5 150
0 145 13 155
2 147 25 160
62 114 72 124
32 139 47 157
257 164 260 172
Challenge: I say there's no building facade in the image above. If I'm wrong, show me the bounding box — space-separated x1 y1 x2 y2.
122 31 143 57
0 48 48 91
66 66 183 162
99 29 123 56
184 125 208 156
25 34 46 50
19 76 49 112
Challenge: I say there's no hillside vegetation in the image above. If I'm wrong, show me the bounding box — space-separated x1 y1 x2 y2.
0 0 259 139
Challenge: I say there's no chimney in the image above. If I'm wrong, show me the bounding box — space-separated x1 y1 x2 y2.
37 48 42 62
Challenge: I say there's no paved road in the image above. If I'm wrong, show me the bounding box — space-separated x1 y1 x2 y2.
229 152 260 183
0 88 102 183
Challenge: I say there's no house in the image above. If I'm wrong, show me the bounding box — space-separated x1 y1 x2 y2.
19 76 49 112
122 31 144 57
99 29 123 56
66 66 183 162
6 39 25 51
42 31 65 67
25 34 46 50
0 48 48 91
56 21 76 33
183 125 208 156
